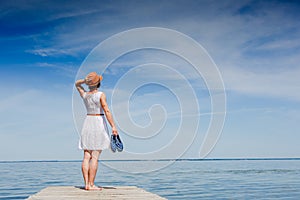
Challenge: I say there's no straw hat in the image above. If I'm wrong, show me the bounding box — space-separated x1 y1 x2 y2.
85 72 103 86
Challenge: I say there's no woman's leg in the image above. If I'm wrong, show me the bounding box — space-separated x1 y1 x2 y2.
82 150 91 190
88 150 102 189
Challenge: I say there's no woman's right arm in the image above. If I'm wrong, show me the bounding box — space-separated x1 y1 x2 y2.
75 79 86 97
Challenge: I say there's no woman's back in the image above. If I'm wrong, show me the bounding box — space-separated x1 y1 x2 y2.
82 91 103 114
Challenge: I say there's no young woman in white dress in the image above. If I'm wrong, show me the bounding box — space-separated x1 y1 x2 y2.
75 72 118 190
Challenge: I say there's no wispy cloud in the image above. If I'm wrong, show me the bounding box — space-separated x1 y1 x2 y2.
223 66 300 101
27 48 71 57
34 62 78 77
254 38 300 51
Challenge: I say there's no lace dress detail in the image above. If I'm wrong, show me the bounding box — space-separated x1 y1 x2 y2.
78 91 110 150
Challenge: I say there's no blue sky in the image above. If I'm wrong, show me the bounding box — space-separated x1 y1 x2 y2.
0 0 300 161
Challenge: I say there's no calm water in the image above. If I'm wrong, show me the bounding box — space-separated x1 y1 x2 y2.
0 159 300 199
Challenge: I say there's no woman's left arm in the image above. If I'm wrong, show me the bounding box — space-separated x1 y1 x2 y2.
100 92 118 136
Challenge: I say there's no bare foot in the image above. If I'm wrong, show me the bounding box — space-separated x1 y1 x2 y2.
87 185 102 191
85 185 90 190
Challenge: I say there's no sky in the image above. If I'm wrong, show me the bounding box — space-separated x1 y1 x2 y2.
0 0 300 161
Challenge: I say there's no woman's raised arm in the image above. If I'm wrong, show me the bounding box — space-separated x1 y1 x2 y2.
75 79 86 97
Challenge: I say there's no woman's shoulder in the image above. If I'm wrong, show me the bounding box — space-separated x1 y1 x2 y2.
97 91 106 95
96 91 105 98
98 91 107 99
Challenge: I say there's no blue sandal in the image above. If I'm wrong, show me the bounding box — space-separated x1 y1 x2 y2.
115 135 123 152
110 135 117 153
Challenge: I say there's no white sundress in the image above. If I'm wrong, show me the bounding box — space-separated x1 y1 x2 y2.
78 91 110 150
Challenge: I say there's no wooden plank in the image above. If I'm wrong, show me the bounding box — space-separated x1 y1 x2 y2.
27 186 166 200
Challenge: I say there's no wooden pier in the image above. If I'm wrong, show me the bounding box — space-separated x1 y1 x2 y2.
27 186 166 200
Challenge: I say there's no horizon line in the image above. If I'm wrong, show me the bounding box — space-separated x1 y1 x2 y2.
1 157 300 163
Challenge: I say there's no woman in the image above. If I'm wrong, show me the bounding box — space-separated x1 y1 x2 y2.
75 72 118 190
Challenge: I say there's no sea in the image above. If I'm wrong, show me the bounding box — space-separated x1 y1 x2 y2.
0 159 300 199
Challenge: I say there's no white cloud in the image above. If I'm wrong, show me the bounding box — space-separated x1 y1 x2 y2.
254 38 300 51
222 65 300 101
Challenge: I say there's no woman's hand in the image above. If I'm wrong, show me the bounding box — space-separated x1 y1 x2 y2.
76 79 86 85
112 127 118 136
